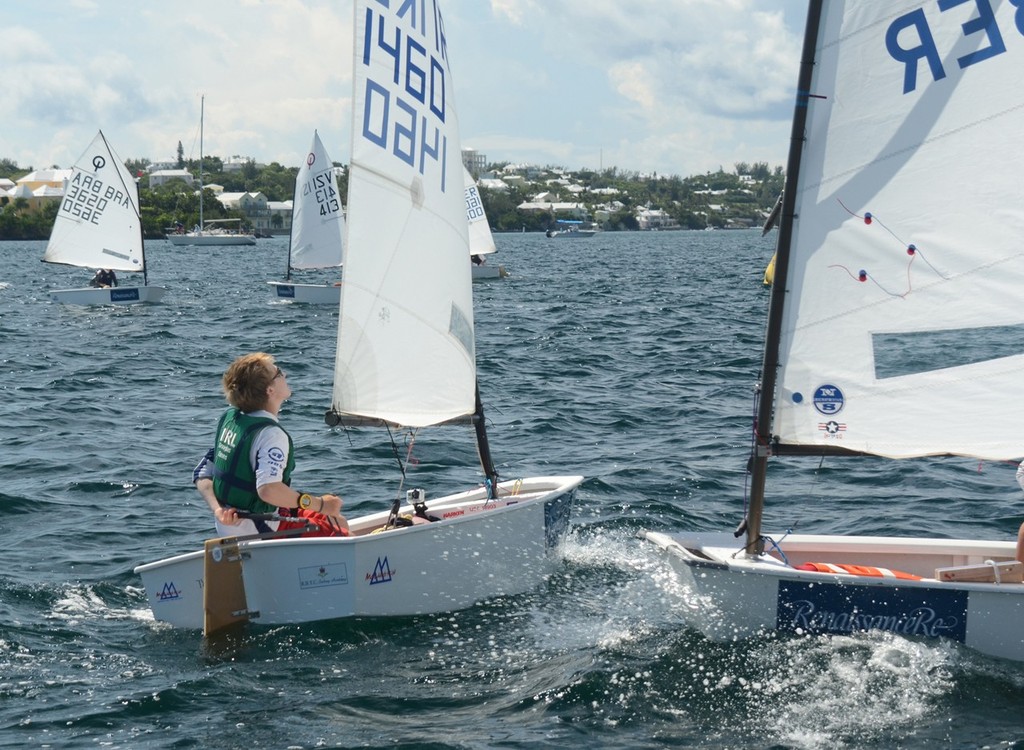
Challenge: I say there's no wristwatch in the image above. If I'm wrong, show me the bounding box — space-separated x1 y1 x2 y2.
298 493 315 510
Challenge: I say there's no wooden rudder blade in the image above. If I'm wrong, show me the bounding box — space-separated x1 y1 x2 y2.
203 537 251 636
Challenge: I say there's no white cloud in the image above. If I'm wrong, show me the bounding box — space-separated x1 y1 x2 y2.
0 1 805 177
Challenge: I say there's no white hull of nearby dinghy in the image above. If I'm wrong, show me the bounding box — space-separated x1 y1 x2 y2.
49 286 167 305
642 531 1024 662
136 475 583 630
267 281 341 304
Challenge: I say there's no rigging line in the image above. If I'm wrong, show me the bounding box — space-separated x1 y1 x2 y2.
764 531 793 565
788 453 828 531
383 424 410 531
730 530 793 563
403 428 421 473
837 197 905 246
384 422 407 485
744 378 762 516
337 421 357 447
763 456 825 546
743 531 792 565
834 198 948 295
828 264 906 298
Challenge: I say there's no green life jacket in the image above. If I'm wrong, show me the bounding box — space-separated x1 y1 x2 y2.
211 408 294 513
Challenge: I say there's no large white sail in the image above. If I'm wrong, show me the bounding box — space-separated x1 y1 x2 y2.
43 130 144 273
464 166 495 257
290 131 344 270
333 0 474 426
773 1 1024 460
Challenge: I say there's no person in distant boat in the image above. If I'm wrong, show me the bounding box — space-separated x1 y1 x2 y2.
88 269 117 288
192 352 349 538
471 254 484 266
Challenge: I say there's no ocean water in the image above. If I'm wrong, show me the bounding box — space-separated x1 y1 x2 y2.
1 230 1023 749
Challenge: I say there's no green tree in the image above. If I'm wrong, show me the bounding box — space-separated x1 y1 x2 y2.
125 158 150 179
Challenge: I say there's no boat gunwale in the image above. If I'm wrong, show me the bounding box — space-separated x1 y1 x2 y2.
133 474 583 573
644 531 1024 593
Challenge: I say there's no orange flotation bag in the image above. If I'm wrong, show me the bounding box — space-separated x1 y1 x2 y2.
796 562 921 580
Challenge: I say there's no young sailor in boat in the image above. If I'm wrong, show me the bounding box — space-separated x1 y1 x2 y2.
88 269 117 288
192 352 349 537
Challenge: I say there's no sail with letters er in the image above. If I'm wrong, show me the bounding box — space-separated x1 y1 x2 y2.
642 0 1024 663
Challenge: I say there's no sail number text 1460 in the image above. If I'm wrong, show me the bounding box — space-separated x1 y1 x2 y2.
358 3 453 194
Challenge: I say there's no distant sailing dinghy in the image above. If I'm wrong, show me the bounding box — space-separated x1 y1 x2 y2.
135 0 582 634
44 130 166 305
642 1 1024 662
465 168 506 281
268 131 344 304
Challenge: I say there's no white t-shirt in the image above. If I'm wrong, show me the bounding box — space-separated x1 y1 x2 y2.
247 411 290 490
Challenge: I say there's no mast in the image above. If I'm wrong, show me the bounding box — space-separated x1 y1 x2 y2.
138 179 149 286
745 0 824 556
198 95 205 234
472 384 499 499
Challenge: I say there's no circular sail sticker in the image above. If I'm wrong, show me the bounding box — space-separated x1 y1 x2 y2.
812 384 845 415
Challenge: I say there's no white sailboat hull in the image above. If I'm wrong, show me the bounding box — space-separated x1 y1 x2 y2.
267 281 341 304
471 263 506 281
642 531 1024 662
167 233 256 247
49 286 167 305
546 230 595 239
135 475 583 629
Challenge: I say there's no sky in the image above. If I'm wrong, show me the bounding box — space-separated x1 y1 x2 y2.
0 0 808 178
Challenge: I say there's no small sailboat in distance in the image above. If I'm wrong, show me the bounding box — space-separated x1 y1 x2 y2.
267 130 344 304
44 130 166 305
166 96 256 247
464 167 506 280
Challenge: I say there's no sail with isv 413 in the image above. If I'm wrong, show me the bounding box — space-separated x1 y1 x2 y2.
267 130 345 304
